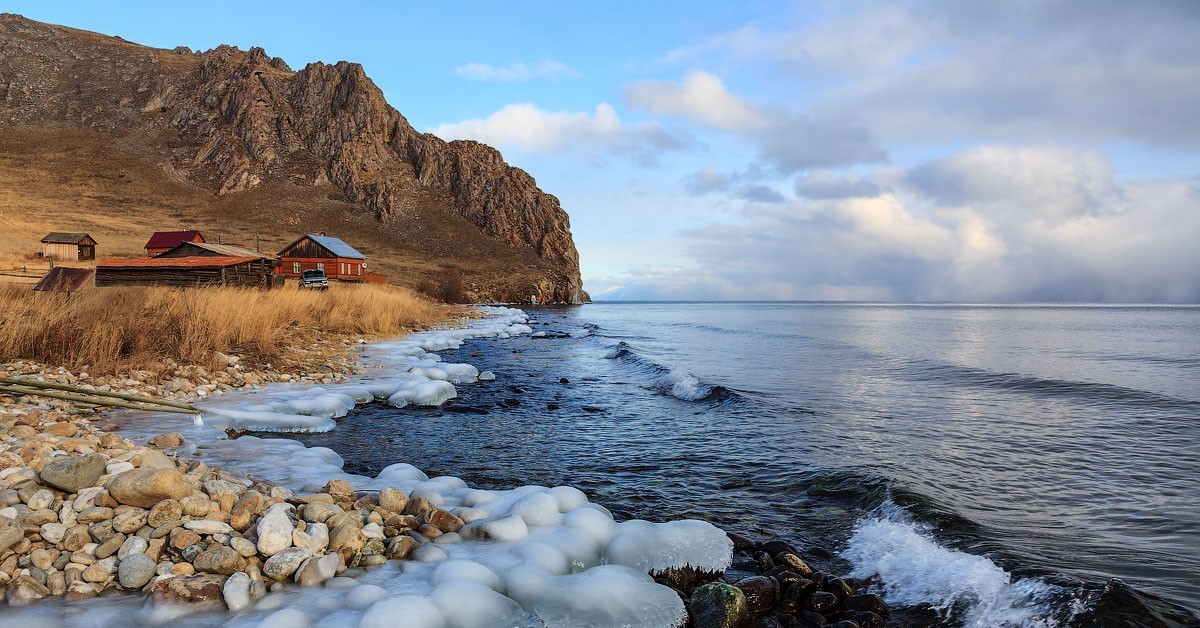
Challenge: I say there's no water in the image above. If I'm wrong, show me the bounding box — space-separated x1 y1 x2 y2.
290 302 1200 626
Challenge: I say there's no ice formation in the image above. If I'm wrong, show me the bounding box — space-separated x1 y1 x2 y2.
11 308 733 627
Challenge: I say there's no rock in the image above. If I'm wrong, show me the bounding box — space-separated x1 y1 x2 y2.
40 522 67 544
294 553 339 587
61 524 91 551
26 488 55 511
256 503 295 556
106 468 191 508
230 536 258 557
184 520 234 535
301 501 342 524
844 594 889 617
424 509 464 533
223 571 252 611
735 576 779 615
117 535 149 561
25 509 58 526
117 552 156 589
262 547 313 580
82 563 110 583
113 508 148 533
385 535 418 560
147 433 185 449
5 574 49 605
660 565 722 595
292 522 329 552
193 546 248 575
170 528 201 550
378 487 407 514
149 573 228 607
403 497 434 516
0 516 23 553
148 499 183 527
78 506 115 523
689 582 752 628
321 479 355 504
807 590 840 613
230 490 265 530
45 422 78 437
328 523 366 560
95 533 126 559
137 449 175 470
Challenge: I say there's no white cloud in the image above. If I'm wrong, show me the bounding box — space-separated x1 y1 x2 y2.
625 71 765 132
454 59 580 82
429 103 688 160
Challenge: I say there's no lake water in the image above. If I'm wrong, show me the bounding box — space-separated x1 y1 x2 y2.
293 302 1200 626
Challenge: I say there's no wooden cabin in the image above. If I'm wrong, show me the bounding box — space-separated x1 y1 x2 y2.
40 233 97 261
277 233 381 283
96 241 275 289
145 230 205 257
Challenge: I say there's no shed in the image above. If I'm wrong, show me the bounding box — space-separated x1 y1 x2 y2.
95 256 274 288
157 241 274 261
277 233 381 283
145 230 205 257
40 233 97 261
32 267 95 292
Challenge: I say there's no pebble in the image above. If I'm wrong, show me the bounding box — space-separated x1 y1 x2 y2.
118 553 156 589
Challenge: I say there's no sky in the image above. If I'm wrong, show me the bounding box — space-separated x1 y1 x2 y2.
8 1 1200 302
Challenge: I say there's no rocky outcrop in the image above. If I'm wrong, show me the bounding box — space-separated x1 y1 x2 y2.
0 13 586 303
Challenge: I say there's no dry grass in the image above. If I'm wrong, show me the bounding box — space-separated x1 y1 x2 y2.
0 283 448 375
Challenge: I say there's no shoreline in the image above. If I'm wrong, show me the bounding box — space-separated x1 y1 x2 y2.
0 307 888 627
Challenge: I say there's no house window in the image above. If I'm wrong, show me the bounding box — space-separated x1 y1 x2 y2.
357 265 362 275
292 262 301 274
340 263 345 275
316 262 324 272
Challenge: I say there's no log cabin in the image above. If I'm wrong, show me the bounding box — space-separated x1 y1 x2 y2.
96 242 276 288
276 233 382 283
39 233 97 261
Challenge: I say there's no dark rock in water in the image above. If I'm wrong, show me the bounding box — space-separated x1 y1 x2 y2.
764 540 800 556
506 386 526 394
843 594 888 617
559 377 570 383
727 531 756 551
735 575 779 615
757 617 783 628
799 611 828 627
779 598 799 615
501 398 520 408
444 404 489 415
806 590 840 614
689 582 752 628
783 578 817 601
823 577 853 600
775 553 814 578
546 403 560 410
581 406 604 413
831 621 861 628
658 565 722 595
754 551 775 573
764 565 804 587
807 546 834 560
836 610 883 628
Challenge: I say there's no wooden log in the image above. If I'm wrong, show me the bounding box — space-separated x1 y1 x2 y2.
0 377 198 411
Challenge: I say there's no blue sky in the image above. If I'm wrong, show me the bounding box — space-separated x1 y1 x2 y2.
9 1 1200 301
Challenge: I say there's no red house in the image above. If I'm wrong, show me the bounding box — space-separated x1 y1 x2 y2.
145 230 205 257
276 233 381 283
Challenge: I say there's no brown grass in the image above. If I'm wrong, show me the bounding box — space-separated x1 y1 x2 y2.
0 283 448 375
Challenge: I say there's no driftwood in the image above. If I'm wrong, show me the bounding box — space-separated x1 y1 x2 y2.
0 377 200 415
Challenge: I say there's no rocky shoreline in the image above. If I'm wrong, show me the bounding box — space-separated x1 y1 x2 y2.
0 341 888 627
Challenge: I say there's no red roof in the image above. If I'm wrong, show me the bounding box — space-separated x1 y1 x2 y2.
145 231 204 250
98 256 258 269
32 267 94 292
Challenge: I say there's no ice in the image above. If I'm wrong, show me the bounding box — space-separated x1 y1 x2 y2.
606 519 734 573
519 565 687 628
360 595 446 628
430 560 506 593
431 581 534 628
345 584 388 608
196 408 336 434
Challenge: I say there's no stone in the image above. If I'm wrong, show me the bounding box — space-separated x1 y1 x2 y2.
117 535 149 561
78 506 115 523
262 547 313 580
328 523 366 560
137 449 175 470
193 546 248 575
39 453 106 493
82 563 110 583
26 489 55 511
807 590 840 613
256 503 295 556
29 548 54 571
295 553 339 587
689 582 751 628
735 576 779 615
148 499 182 527
0 516 23 553
179 495 212 517
95 533 126 559
61 525 91 551
403 497 434 516
292 522 329 552
385 535 418 560
378 487 408 514
46 422 79 437
25 509 58 526
147 433 185 449
223 571 252 611
113 508 148 533
844 594 889 617
230 491 265 531
5 574 49 606
106 468 191 508
117 552 156 589
230 536 258 557
149 573 228 607
170 528 201 550
301 501 342 524
424 509 464 533
320 479 354 504
184 520 234 535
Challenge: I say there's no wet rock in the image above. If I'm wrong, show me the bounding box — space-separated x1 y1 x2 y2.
39 453 106 493
837 610 883 628
807 590 840 614
824 577 854 600
763 540 800 556
5 574 49 605
149 573 228 607
294 552 339 586
775 553 814 578
223 571 252 611
659 565 722 594
117 552 156 589
754 551 775 573
106 468 191 508
736 576 780 615
690 581 752 628
843 594 888 617
193 546 248 575
262 547 313 580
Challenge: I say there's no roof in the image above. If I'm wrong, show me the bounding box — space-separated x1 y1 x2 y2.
145 231 204 250
98 256 259 269
32 267 94 292
279 234 366 260
40 232 93 245
163 241 275 260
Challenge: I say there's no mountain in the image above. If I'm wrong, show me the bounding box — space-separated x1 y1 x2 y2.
0 14 587 303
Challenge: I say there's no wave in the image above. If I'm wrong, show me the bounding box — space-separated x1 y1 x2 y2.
604 341 739 403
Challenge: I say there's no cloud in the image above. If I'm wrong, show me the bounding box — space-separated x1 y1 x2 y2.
794 171 881 199
593 145 1200 302
625 71 886 172
735 184 785 204
429 103 689 161
682 166 731 195
454 59 580 82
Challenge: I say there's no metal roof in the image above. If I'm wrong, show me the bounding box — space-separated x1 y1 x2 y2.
167 241 275 260
280 233 366 260
40 232 94 244
145 231 204 249
98 256 260 269
32 267 94 292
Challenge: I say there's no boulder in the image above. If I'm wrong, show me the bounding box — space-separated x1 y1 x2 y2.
689 582 752 628
106 468 191 508
117 552 156 589
256 503 295 556
39 453 106 493
147 433 185 449
193 546 248 575
149 573 228 607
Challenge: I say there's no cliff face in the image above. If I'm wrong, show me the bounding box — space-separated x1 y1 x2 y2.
0 14 586 303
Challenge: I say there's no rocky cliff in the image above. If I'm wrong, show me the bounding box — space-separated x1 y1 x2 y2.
0 14 587 303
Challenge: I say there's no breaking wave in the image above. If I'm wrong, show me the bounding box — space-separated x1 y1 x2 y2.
604 341 738 402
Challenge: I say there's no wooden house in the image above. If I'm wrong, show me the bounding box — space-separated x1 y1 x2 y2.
276 233 382 283
40 233 97 261
96 242 275 288
145 230 205 257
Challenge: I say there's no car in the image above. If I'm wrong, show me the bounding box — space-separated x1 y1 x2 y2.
299 269 329 290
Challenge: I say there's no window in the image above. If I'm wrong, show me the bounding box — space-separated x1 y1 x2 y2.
340 263 345 275
292 262 301 274
316 263 324 272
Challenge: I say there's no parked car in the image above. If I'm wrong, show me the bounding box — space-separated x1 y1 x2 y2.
299 269 329 290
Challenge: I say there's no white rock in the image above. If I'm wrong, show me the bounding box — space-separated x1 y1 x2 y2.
26 489 54 511
292 522 328 552
106 461 135 475
256 503 295 557
223 572 252 611
184 520 234 535
117 536 149 561
40 523 67 545
361 522 385 541
262 547 312 580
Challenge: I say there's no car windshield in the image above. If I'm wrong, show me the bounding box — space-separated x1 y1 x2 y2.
302 270 326 278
